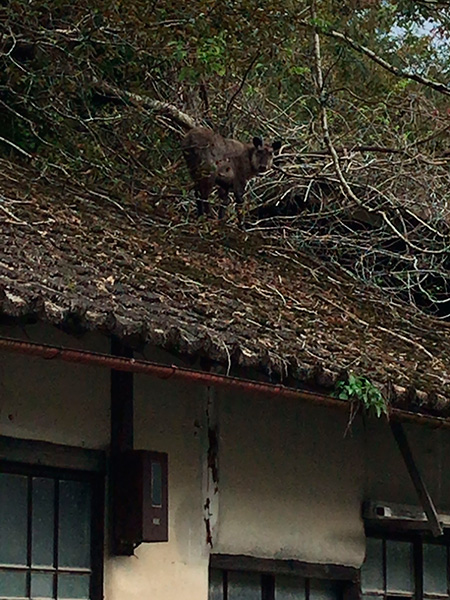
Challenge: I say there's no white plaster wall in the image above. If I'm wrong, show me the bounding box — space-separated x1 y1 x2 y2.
2 323 450 599
0 323 110 448
0 324 210 600
215 391 366 567
364 417 450 512
105 375 210 600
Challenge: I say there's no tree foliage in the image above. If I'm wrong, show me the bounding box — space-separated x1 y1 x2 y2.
1 0 449 316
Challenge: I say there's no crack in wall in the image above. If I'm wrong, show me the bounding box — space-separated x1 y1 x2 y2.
204 386 219 548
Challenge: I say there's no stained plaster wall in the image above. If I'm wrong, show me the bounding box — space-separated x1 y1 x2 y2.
364 417 450 512
0 323 209 600
1 323 450 600
107 372 209 600
0 323 110 448
214 389 366 567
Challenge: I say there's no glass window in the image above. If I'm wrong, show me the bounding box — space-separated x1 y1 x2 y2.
32 478 55 568
275 575 305 600
424 544 448 597
310 580 341 600
58 480 91 569
0 473 28 566
209 568 224 600
31 572 54 598
228 571 261 600
58 573 90 599
361 538 383 593
0 569 27 598
209 569 341 600
386 541 413 594
0 466 102 600
361 535 450 600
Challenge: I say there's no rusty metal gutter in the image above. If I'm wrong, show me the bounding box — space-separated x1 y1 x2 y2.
0 335 448 429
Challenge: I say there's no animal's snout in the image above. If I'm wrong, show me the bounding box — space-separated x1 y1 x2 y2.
258 165 267 173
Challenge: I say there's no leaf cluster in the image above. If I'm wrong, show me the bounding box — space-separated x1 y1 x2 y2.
335 374 389 418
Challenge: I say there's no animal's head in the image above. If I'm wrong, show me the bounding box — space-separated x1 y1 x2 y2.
215 159 234 185
250 138 282 175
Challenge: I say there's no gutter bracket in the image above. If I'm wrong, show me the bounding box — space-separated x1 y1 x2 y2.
390 421 443 537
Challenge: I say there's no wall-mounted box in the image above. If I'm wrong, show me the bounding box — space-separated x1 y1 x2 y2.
114 450 168 552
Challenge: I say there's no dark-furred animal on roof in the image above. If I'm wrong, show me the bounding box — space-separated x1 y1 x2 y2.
182 127 281 221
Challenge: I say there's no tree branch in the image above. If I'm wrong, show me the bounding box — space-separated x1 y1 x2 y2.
299 20 450 97
309 3 364 208
92 78 197 131
225 52 260 118
0 135 33 159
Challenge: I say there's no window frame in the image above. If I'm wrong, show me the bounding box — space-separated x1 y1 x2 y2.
363 525 450 600
209 554 359 600
0 457 104 600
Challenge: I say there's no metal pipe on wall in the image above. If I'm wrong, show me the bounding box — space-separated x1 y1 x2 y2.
0 335 448 430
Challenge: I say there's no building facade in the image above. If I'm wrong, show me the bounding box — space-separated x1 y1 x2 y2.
1 321 450 600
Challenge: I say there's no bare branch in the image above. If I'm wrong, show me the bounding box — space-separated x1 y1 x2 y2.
225 53 260 119
92 78 197 131
0 135 33 159
299 20 450 97
310 2 365 208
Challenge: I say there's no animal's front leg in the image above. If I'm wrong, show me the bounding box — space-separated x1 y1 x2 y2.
234 187 245 228
196 198 211 217
217 186 230 220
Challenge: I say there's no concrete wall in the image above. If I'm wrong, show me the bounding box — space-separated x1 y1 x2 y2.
1 323 450 600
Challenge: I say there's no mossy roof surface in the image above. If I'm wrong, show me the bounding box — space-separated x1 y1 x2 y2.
1 158 449 415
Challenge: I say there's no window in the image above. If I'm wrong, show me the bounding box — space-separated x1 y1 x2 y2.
361 535 450 600
0 462 103 600
209 568 344 600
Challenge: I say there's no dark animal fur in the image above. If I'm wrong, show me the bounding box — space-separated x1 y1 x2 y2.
182 127 281 220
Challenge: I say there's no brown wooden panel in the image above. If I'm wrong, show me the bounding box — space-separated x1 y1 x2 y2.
210 554 359 582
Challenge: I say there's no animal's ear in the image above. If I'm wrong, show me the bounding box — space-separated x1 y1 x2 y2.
253 137 263 148
272 140 282 152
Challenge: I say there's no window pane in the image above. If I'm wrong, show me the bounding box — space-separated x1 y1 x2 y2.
32 478 55 567
228 571 260 600
0 569 27 598
361 538 384 592
208 569 223 600
310 580 341 600
275 575 305 599
151 462 162 507
386 540 414 594
31 572 54 598
424 544 448 596
58 481 91 569
0 473 28 566
57 574 90 599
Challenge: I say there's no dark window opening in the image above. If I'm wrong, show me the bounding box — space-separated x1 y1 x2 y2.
209 567 344 600
361 534 450 600
0 461 103 600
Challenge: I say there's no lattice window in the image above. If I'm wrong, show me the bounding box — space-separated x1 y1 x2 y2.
0 463 103 600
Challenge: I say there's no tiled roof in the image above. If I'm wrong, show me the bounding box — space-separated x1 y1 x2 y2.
1 158 449 415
